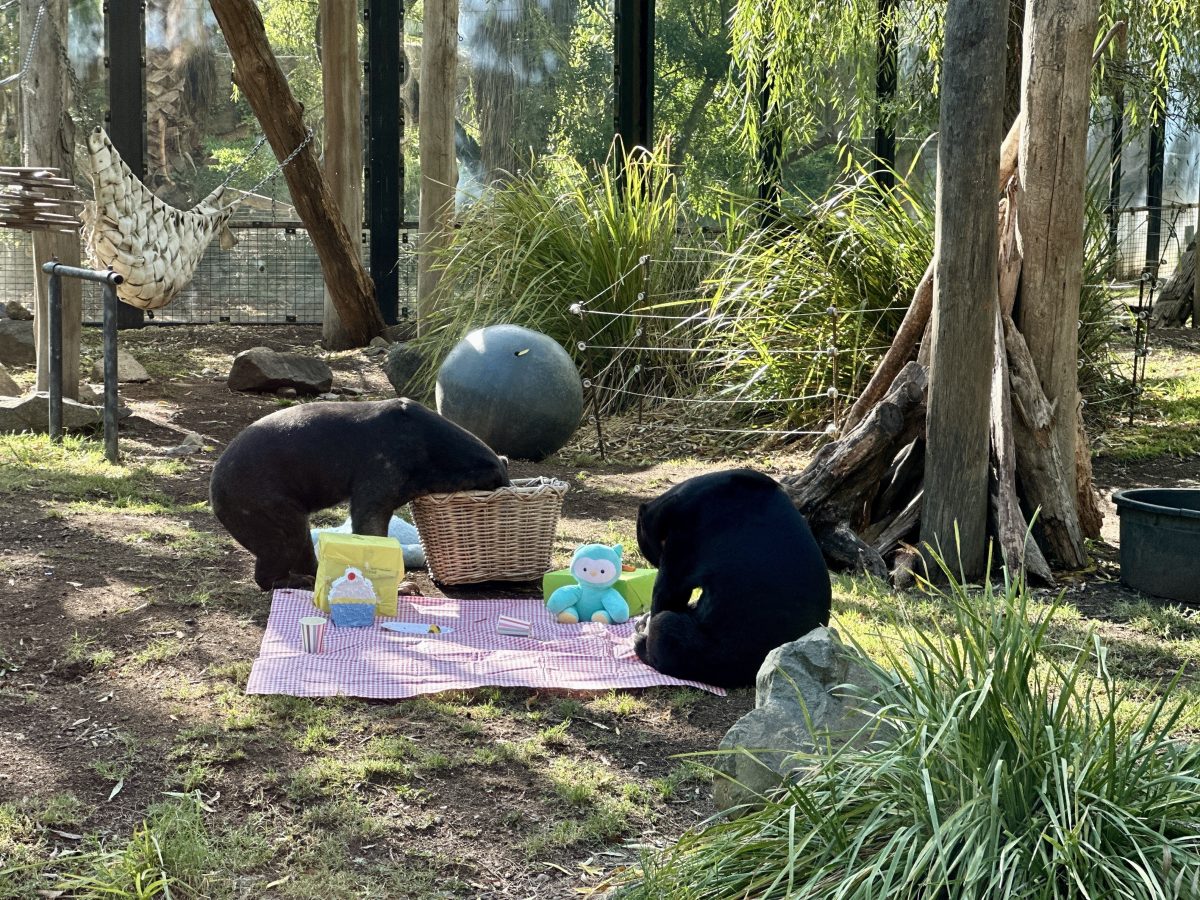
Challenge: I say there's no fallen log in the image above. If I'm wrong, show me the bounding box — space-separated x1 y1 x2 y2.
782 361 927 576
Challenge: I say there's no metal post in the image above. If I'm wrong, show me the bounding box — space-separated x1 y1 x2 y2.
365 0 403 325
47 267 63 440
1145 104 1166 276
873 0 898 191
614 0 654 174
105 0 145 331
102 280 119 462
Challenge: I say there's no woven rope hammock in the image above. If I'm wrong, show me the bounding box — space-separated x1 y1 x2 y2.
80 127 237 310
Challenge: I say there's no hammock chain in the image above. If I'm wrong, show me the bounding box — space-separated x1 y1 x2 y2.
218 127 315 199
0 0 46 90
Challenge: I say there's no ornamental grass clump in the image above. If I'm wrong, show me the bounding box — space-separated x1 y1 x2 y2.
616 563 1200 899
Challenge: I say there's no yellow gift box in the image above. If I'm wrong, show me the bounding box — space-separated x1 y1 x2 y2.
314 533 404 617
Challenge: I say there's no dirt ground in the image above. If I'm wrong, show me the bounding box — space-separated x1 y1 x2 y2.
0 324 1197 898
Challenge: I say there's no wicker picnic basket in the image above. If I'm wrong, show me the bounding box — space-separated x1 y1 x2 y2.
411 477 569 585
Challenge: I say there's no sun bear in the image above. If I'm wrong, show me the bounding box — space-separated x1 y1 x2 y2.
210 398 509 591
633 468 831 688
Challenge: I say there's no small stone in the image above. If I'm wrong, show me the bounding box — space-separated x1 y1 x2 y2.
398 581 420 596
276 386 298 399
0 363 20 397
317 392 339 401
91 348 150 383
200 367 217 378
0 319 35 367
369 336 392 349
5 301 32 321
383 343 429 403
78 383 105 403
164 432 204 457
332 385 365 397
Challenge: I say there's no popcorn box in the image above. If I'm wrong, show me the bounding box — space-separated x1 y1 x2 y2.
541 566 657 616
315 533 404 617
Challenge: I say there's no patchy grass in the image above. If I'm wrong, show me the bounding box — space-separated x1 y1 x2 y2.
0 433 182 504
1100 352 1200 460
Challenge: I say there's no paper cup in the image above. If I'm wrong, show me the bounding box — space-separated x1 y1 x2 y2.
299 616 327 653
496 614 531 637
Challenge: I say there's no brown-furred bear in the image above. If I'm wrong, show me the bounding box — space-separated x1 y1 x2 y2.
210 398 508 591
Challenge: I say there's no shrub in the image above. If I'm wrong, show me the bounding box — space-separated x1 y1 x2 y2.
615 563 1200 899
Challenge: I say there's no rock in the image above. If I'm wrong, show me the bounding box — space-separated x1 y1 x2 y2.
79 383 105 402
369 336 392 350
0 392 102 433
333 385 365 397
712 627 881 814
0 363 20 397
200 367 217 377
90 348 150 383
398 580 420 596
317 392 339 401
383 343 429 403
5 300 32 321
276 386 299 399
0 319 35 367
227 347 333 395
164 432 204 457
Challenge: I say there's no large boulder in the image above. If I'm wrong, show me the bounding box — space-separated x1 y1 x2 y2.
0 363 20 397
712 627 881 814
227 347 333 395
0 319 35 367
0 392 102 433
435 325 584 461
91 349 150 383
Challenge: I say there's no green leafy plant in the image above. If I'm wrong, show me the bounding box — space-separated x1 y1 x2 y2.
412 140 720 407
614 560 1200 899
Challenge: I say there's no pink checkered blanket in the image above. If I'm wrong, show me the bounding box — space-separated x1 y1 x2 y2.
245 590 725 699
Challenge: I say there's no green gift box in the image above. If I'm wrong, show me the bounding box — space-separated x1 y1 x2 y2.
542 566 657 616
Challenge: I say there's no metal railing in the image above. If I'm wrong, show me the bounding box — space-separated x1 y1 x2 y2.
44 261 123 462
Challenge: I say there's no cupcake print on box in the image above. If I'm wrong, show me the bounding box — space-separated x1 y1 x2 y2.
327 566 379 627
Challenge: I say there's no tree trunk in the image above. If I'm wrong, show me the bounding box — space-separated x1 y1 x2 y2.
1150 237 1195 327
22 0 80 400
920 0 1009 580
209 0 384 347
1003 314 1087 567
319 0 364 350
1013 0 1098 538
1003 0 1026 131
417 0 459 328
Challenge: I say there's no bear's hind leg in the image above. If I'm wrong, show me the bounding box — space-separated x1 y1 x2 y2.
635 610 750 688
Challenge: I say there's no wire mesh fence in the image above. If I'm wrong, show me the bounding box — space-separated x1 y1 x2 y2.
0 224 419 325
1110 203 1198 283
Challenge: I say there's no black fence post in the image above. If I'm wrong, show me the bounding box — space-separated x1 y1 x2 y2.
1145 102 1166 276
47 266 62 440
614 0 654 180
105 0 145 331
365 0 403 326
873 0 898 191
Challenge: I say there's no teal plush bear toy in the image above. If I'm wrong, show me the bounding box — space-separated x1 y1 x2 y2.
546 544 631 625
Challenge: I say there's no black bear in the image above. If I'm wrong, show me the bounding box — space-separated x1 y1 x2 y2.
210 398 509 591
633 468 831 688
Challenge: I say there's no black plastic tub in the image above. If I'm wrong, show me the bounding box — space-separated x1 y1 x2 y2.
1112 488 1200 603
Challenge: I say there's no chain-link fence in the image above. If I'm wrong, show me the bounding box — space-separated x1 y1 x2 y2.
1110 203 1198 283
0 224 419 326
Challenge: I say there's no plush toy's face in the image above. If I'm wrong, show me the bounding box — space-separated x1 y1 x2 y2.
571 544 622 588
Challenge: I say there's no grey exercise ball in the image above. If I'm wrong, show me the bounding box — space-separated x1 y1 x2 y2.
436 325 584 461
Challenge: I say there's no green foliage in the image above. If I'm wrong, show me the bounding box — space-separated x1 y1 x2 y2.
414 141 718 405
702 165 932 427
616 565 1200 899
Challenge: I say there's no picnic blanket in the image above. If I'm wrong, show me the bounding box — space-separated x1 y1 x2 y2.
245 589 725 699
